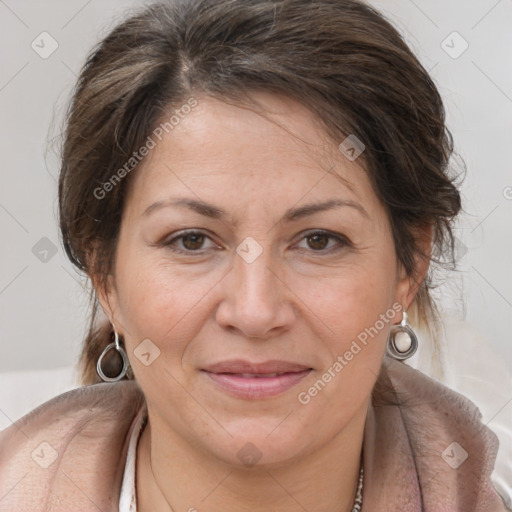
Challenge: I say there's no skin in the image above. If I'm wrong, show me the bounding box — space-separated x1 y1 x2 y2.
96 92 429 512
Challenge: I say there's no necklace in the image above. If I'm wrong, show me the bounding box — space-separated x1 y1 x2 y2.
351 464 364 512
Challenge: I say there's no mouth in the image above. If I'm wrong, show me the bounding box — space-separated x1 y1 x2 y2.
201 360 313 399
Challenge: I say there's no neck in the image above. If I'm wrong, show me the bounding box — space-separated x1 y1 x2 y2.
136 403 367 512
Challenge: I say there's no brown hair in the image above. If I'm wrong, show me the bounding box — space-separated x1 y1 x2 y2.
58 0 461 385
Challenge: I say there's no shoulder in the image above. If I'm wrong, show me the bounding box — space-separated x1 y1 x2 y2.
0 379 145 445
378 356 495 454
382 356 495 439
372 358 508 511
0 380 145 511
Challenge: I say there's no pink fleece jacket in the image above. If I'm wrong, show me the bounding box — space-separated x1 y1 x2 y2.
0 358 508 511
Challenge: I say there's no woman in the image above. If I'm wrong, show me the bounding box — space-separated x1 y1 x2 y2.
0 0 508 510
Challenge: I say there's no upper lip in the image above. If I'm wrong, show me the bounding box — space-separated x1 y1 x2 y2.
203 360 312 374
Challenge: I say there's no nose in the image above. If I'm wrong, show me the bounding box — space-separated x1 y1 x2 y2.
215 244 296 339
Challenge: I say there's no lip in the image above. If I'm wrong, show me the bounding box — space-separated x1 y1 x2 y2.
204 359 311 374
201 359 313 399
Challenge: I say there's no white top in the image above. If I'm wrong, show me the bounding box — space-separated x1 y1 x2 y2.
119 409 146 512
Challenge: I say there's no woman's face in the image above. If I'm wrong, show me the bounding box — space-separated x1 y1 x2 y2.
100 92 419 467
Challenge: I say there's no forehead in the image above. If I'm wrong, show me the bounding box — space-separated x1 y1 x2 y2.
125 92 377 219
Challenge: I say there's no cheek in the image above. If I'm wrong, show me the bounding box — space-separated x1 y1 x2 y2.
290 260 397 430
293 255 398 350
113 248 225 355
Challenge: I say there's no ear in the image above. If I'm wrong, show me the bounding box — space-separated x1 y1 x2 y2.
87 247 122 332
394 223 433 313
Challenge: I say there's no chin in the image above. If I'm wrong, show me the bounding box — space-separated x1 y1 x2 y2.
203 421 314 469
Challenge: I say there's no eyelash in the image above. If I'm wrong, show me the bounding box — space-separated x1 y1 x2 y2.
160 229 351 255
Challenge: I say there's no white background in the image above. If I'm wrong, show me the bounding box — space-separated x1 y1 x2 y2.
0 0 511 373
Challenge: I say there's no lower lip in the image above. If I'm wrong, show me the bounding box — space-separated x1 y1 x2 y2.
202 370 312 399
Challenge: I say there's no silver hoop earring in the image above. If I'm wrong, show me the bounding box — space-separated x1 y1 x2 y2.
96 329 130 382
386 311 418 360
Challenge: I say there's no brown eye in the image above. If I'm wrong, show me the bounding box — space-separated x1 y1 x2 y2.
295 230 350 253
181 233 205 250
307 233 330 250
162 230 218 254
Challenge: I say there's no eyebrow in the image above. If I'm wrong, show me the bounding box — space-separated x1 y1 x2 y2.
142 197 369 222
